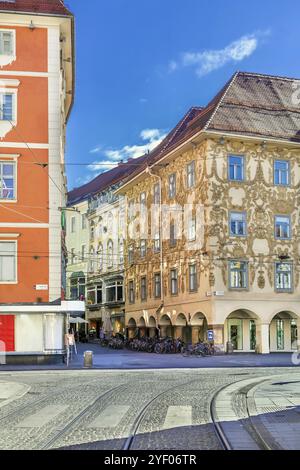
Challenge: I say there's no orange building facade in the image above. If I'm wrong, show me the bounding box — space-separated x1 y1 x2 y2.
0 1 83 364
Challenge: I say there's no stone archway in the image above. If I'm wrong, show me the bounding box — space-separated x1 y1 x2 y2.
174 313 188 341
148 316 158 338
159 314 173 338
191 312 208 344
225 309 259 352
269 311 299 352
128 318 137 339
138 317 147 338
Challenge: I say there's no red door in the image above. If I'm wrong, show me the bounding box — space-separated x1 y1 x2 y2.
0 316 15 352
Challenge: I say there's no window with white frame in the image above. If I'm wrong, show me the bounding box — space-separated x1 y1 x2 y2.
141 276 147 301
107 240 113 268
189 264 197 292
128 244 134 264
170 220 176 247
0 30 14 56
275 216 291 239
71 216 76 233
98 243 103 271
0 161 16 200
188 217 196 241
140 192 146 208
89 247 95 273
153 183 160 204
129 280 135 303
81 245 86 261
0 93 14 121
170 269 178 295
229 260 248 289
81 213 87 229
187 161 196 188
154 232 160 252
275 262 293 292
230 212 247 237
106 280 123 303
274 160 290 186
0 241 16 282
154 273 161 298
228 155 244 181
107 212 113 234
140 239 147 258
119 238 124 265
128 199 135 221
169 173 176 199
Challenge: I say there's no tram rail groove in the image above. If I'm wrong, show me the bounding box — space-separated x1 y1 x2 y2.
210 377 278 451
123 378 214 451
40 384 127 450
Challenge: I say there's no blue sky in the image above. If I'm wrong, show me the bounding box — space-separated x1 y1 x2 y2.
66 0 300 190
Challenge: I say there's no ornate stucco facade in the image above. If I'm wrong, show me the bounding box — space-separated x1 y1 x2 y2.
86 186 126 336
117 72 300 354
65 199 89 302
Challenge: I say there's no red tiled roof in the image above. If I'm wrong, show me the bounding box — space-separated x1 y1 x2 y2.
0 0 72 16
123 71 300 184
69 71 300 201
67 155 148 206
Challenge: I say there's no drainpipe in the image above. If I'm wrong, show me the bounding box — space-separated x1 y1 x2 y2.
145 167 164 318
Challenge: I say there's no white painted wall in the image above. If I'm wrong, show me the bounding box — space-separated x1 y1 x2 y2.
15 314 44 352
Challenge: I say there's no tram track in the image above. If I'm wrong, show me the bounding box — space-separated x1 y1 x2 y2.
123 377 223 451
40 384 127 450
209 377 277 450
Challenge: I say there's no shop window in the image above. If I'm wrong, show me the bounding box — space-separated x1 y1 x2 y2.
275 262 293 292
277 319 285 350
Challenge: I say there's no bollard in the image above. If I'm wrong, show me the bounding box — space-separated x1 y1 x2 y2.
226 342 234 355
83 350 93 368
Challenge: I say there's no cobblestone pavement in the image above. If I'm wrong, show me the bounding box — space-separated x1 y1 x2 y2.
0 368 299 450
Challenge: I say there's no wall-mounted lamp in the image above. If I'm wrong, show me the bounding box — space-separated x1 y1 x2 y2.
29 20 35 32
219 136 225 145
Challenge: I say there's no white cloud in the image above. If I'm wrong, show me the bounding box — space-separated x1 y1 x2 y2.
88 128 167 173
168 60 178 73
171 31 270 77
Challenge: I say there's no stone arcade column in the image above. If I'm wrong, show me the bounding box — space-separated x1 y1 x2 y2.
208 324 225 351
192 327 200 345
256 323 270 354
174 327 183 339
297 319 300 351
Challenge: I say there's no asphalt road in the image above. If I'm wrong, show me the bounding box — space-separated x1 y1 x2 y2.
0 367 299 450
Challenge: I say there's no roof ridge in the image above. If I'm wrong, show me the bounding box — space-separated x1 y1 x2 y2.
238 70 300 82
204 71 239 131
